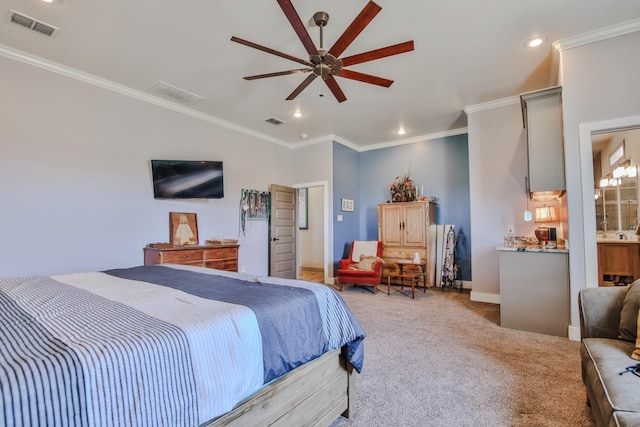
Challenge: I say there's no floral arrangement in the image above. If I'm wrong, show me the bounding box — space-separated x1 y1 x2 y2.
389 171 417 202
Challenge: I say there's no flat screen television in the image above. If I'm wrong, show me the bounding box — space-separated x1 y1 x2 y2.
151 160 224 199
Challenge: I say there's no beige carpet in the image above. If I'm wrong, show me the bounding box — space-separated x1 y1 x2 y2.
330 285 595 427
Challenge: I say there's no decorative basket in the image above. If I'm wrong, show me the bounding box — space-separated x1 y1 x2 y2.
206 239 239 246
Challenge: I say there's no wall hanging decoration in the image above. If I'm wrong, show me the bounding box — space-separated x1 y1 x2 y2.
169 212 198 246
389 170 417 202
240 189 271 236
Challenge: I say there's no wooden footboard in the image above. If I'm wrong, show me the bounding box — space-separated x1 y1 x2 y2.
203 348 356 427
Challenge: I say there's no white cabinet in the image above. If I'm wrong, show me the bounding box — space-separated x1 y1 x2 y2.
499 250 569 337
520 86 565 198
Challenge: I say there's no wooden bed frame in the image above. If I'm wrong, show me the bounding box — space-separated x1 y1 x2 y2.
204 348 356 427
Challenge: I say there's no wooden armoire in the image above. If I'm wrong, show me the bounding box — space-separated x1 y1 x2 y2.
378 201 434 283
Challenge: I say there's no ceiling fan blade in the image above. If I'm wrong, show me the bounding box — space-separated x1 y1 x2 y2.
338 69 393 87
277 0 319 56
327 1 382 58
324 76 347 103
231 36 313 67
341 41 414 67
286 74 318 100
243 69 311 80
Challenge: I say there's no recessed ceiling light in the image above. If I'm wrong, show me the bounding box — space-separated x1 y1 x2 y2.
41 0 63 4
397 128 406 135
524 36 547 48
293 111 302 118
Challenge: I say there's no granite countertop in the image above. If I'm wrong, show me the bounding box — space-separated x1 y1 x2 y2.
497 235 569 253
497 246 569 253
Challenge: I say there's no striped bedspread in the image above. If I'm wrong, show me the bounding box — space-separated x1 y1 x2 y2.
0 265 365 426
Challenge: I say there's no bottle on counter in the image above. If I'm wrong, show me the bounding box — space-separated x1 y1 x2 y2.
548 227 557 249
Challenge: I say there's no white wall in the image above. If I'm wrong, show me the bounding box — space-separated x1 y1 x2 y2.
467 101 533 300
0 55 294 277
560 30 640 331
291 141 334 279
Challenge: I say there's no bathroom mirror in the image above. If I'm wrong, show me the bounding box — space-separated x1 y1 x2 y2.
595 175 637 231
592 129 640 234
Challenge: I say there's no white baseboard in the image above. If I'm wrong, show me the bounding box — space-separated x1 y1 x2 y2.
470 291 501 304
568 325 581 342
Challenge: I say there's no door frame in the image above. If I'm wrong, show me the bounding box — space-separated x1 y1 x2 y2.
292 180 331 284
579 115 640 289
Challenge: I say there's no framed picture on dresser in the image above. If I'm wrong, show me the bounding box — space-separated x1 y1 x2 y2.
169 212 198 246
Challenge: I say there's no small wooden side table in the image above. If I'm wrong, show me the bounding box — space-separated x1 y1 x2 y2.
397 260 428 289
387 260 428 299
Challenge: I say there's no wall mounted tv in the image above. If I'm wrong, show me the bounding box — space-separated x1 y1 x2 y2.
151 160 224 199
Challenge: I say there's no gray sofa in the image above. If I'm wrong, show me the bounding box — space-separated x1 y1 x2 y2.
579 282 640 427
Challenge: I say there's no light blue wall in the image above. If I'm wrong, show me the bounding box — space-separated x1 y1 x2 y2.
332 142 361 274
332 134 472 281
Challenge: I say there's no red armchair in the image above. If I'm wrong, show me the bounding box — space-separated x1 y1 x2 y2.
337 241 384 293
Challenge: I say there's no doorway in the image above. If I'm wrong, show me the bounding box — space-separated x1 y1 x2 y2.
580 116 640 288
295 181 329 284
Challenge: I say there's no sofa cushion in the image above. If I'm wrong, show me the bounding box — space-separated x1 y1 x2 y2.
619 281 640 342
614 411 640 427
633 310 640 361
582 338 640 422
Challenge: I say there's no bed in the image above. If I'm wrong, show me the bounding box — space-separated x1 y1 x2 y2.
0 264 365 427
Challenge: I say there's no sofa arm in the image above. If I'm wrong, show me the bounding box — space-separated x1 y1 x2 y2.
578 286 627 339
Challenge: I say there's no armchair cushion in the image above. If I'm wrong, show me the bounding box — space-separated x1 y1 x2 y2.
349 255 384 271
351 241 380 262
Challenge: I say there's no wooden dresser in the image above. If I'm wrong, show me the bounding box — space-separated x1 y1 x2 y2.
143 245 239 272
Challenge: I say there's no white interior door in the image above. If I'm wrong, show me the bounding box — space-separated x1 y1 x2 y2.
269 184 296 279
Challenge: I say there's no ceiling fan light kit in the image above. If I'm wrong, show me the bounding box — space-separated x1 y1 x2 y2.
231 0 414 103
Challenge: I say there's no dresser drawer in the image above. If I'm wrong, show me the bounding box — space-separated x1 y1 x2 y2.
203 247 238 260
161 250 203 264
205 260 238 272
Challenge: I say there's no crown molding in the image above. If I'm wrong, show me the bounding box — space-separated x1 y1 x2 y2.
337 127 469 153
463 96 520 114
0 43 293 149
553 17 640 51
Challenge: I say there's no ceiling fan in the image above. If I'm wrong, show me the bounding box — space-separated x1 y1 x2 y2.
231 0 414 103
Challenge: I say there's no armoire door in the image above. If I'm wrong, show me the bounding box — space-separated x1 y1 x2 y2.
379 204 402 246
403 203 426 247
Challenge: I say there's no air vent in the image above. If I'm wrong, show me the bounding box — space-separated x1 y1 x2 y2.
265 117 286 125
9 10 59 37
147 81 205 106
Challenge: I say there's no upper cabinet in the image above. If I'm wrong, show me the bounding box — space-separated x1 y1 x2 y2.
520 86 565 200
